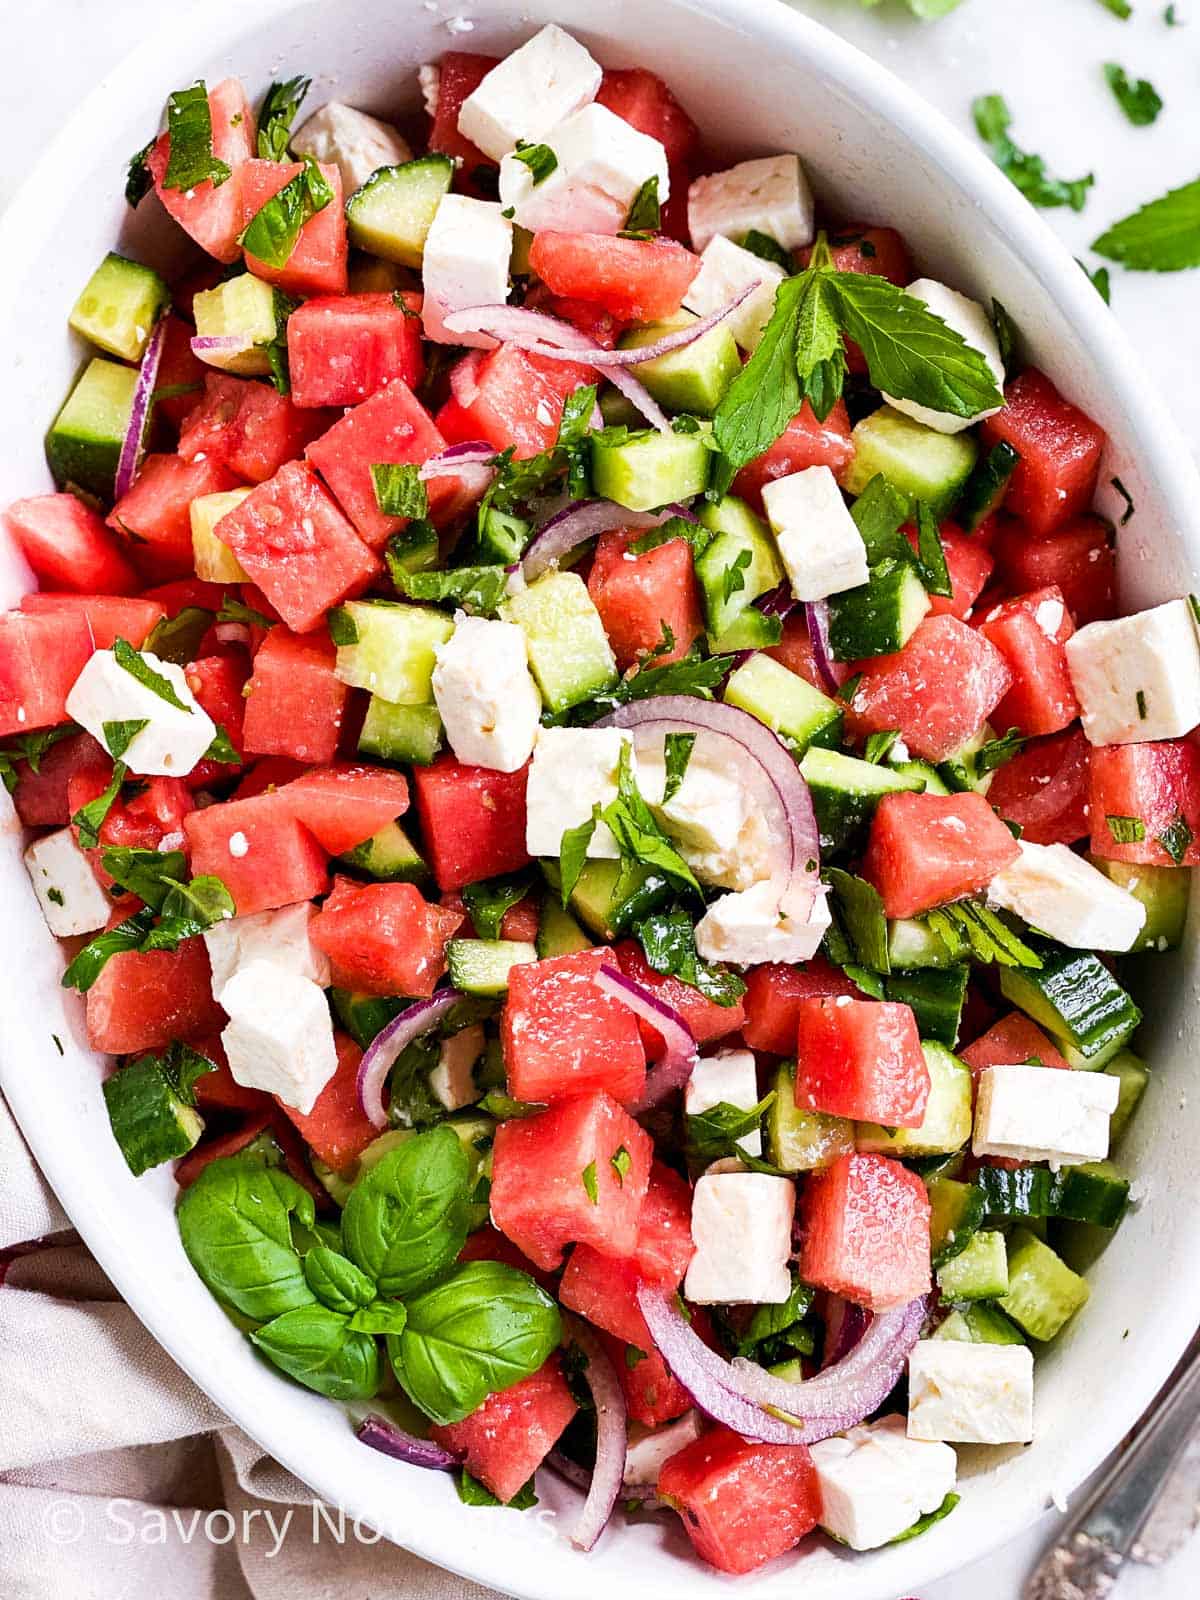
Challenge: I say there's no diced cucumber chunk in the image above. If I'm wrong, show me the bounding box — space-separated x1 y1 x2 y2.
358 696 443 765
934 1303 1027 1346
510 225 534 278
724 653 842 756
843 406 978 518
191 488 253 582
345 155 455 267
936 1230 1009 1301
192 273 285 377
828 557 929 661
69 252 169 364
543 857 671 942
766 1061 855 1172
1090 857 1190 952
888 917 957 969
590 426 711 512
536 898 593 958
446 938 538 997
958 439 1020 533
1104 1049 1149 1147
885 966 967 1048
857 1040 972 1157
332 989 406 1050
891 756 950 796
799 746 924 855
937 723 997 797
927 1174 986 1268
618 311 741 417
1000 945 1141 1066
338 819 429 884
975 1161 1130 1229
696 495 784 644
45 357 138 499
501 571 617 713
708 607 783 653
476 507 531 566
385 522 440 579
998 1227 1089 1341
102 1054 204 1176
332 600 454 704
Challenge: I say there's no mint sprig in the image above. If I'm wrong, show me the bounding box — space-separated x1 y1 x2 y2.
1092 177 1200 271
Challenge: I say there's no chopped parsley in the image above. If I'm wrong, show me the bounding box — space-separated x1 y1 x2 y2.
1104 63 1163 126
581 1161 599 1205
972 94 1094 212
1157 813 1193 864
512 140 558 186
1107 814 1146 843
370 462 430 521
257 75 311 161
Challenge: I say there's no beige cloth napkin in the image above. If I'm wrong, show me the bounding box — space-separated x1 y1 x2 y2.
0 1092 504 1600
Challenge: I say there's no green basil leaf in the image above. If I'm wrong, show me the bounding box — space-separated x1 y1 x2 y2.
348 1300 409 1335
303 1246 377 1313
634 903 746 1008
624 175 661 233
972 94 1093 212
462 871 535 942
163 82 232 192
257 75 311 162
341 1126 472 1298
457 1468 538 1509
240 155 334 269
371 462 430 521
559 805 600 907
250 1304 382 1400
112 637 192 711
1104 63 1163 127
71 761 128 850
1092 177 1200 271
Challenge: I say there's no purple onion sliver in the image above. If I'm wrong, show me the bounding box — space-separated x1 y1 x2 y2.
804 600 848 693
757 582 797 621
356 990 461 1131
521 501 669 583
190 334 252 353
564 1320 627 1550
114 316 167 501
355 1414 459 1471
593 966 698 1113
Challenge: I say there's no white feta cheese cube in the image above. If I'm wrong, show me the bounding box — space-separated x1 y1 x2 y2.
418 64 440 120
498 103 669 235
524 725 632 860
973 1062 1120 1169
810 1415 958 1550
882 279 1005 435
685 1050 762 1157
24 826 112 937
219 961 338 1116
687 155 814 254
1065 599 1200 745
291 101 413 197
762 466 870 602
682 235 785 352
457 24 602 162
203 903 330 1001
65 648 216 777
432 615 542 772
430 1023 486 1112
421 195 512 347
683 1171 795 1304
907 1340 1035 1445
987 839 1146 952
623 1411 704 1486
636 732 773 890
695 878 831 967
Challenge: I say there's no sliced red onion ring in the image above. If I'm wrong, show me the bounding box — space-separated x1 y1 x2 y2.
821 1296 870 1370
450 350 484 408
547 1451 663 1508
593 966 698 1112
355 1414 459 1471
804 600 849 693
522 501 695 584
758 582 797 621
114 317 167 501
417 441 498 500
564 1319 627 1550
189 334 252 355
356 990 461 1131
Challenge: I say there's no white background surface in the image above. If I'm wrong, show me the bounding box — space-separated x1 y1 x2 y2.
4 0 1198 1595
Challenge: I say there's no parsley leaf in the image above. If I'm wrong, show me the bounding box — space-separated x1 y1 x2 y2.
624 176 661 233
461 872 534 941
824 868 890 974
512 140 557 186
257 75 311 161
602 745 701 896
371 463 430 521
1093 177 1200 271
240 156 334 268
634 904 746 1008
972 94 1094 212
112 637 192 712
399 566 510 615
564 644 733 725
628 515 713 558
662 733 696 803
914 503 952 597
162 83 232 192
1104 63 1163 126
559 806 600 907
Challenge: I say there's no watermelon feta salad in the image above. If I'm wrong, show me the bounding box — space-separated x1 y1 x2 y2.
4 22 1196 1575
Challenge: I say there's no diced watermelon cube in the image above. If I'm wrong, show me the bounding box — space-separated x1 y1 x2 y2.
184 792 329 914
765 610 828 691
588 528 704 669
977 584 1079 736
799 1151 932 1310
10 729 109 827
108 453 241 579
175 1113 274 1189
276 764 410 854
657 1428 821 1575
979 369 1107 535
614 939 745 1058
528 232 702 323
215 461 380 633
450 343 596 459
863 790 1020 919
502 949 647 1107
845 614 1013 762
190 1035 273 1114
178 373 333 485
960 1012 1068 1076
19 592 166 650
154 313 208 430
429 1355 578 1504
411 756 531 891
993 514 1116 626
69 771 194 868
182 650 250 790
287 292 425 409
606 1332 694 1426
457 1225 556 1295
310 877 463 997
147 79 256 263
428 52 501 174
1089 740 1200 866
633 1160 695 1285
4 493 138 594
86 930 225 1054
275 1031 377 1170
987 727 1091 846
490 1090 653 1270
561 1246 650 1347
0 608 93 737
741 956 860 1054
597 68 700 168
239 159 348 297
732 400 855 512
234 754 308 798
903 521 994 620
795 996 929 1127
241 625 348 764
524 283 623 348
140 577 235 616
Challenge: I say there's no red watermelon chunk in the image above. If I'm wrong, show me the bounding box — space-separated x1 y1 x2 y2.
287 292 425 409
239 159 348 297
597 69 700 168
0 607 93 737
528 232 701 323
978 584 1079 736
457 1225 556 1295
215 461 380 633
184 791 329 914
310 877 463 997
449 343 596 459
429 1355 577 1504
561 1246 650 1347
428 52 501 174
795 996 929 1127
147 78 256 263
613 939 745 1058
86 929 224 1055
606 1332 693 1426
242 625 348 764
502 949 647 1107
19 592 167 649
588 528 704 669
108 453 241 579
411 756 531 891
69 771 194 870
190 1035 272 1114
277 764 410 855
765 610 827 691
154 314 208 430
904 521 994 620
490 1090 653 1270
799 1151 932 1311
182 651 250 789
4 493 138 594
993 514 1116 626
979 368 1106 535
960 1012 1068 1076
732 400 855 512
741 956 860 1055
175 1114 273 1189
275 1031 377 1170
11 729 109 827
987 727 1091 846
1089 740 1200 866
178 373 333 485
863 790 1020 919
657 1428 821 1576
633 1160 695 1286
524 283 624 348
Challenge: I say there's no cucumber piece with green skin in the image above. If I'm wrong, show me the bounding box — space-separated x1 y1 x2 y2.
997 1227 1089 1341
536 898 593 958
590 427 712 512
724 653 843 756
358 696 444 765
827 558 930 661
385 523 440 580
1000 944 1141 1066
618 311 741 417
975 1161 1130 1229
332 599 454 703
936 1229 1010 1302
934 1303 1027 1346
843 406 978 518
475 507 531 566
46 357 138 499
338 819 429 884
957 439 1020 533
345 154 455 267
446 939 539 997
857 1040 972 1157
885 965 968 1048
1089 857 1190 952
501 571 617 713
890 757 950 796
936 724 997 797
695 494 785 644
799 746 925 855
1104 1050 1149 1146
708 606 784 654
598 388 642 430
766 1061 855 1172
541 857 672 942
192 274 287 377
927 1174 986 1268
331 989 406 1049
888 918 957 969
69 252 170 364
102 1054 204 1176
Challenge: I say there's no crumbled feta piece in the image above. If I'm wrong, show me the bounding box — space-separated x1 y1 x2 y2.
685 1049 762 1156
421 195 512 346
457 24 602 161
24 827 112 937
498 103 669 235
987 839 1146 952
623 1411 704 1485
762 465 870 601
432 615 542 772
682 235 785 352
973 1062 1120 1169
684 1171 795 1304
907 1340 1035 1445
203 903 330 1001
430 1023 486 1112
524 725 631 860
687 154 814 254
882 279 1005 435
636 732 774 890
220 961 338 1115
809 1415 958 1550
695 878 831 966
291 101 413 196
1065 599 1200 745
65 648 216 777
418 63 440 119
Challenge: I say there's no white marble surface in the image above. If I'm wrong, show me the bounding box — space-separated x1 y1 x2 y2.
5 0 1199 1594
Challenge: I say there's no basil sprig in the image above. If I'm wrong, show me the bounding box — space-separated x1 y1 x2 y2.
162 82 232 192
240 156 334 268
340 1128 472 1298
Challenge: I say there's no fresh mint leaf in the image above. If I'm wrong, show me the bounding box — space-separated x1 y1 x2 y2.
972 95 1094 212
163 82 232 192
634 904 746 1008
240 155 334 268
974 727 1027 776
793 246 848 422
341 1126 471 1299
1096 0 1132 14
217 595 274 628
1104 63 1163 125
400 565 510 615
512 140 557 185
629 515 713 558
257 75 311 161
721 546 752 603
849 473 911 564
1093 177 1200 270
125 138 155 208
625 175 661 233
564 645 733 725
712 275 801 475
251 1304 382 1400
62 909 155 993
1157 812 1193 863
101 845 189 910
112 636 192 711
686 1094 778 1172
991 299 1020 371
71 761 128 850
1080 260 1112 303
461 872 534 941
558 805 600 907
914 503 952 597
0 726 76 795
740 229 793 271
889 1493 961 1545
371 462 429 521
662 732 696 803
203 724 242 765
1107 814 1146 843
